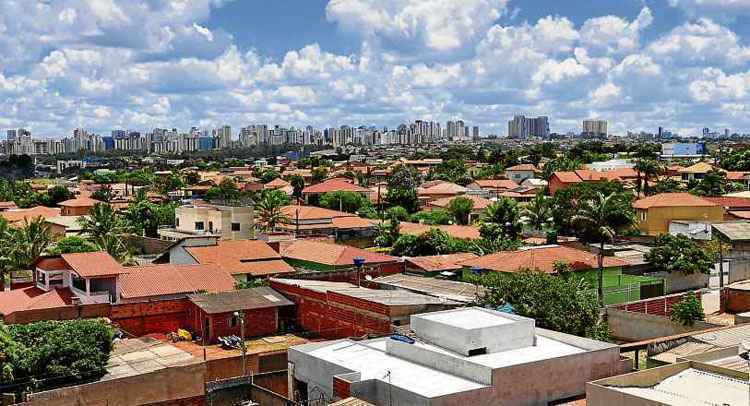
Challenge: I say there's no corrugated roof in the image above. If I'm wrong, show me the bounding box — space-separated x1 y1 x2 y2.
302 178 370 194
712 222 750 241
185 240 295 277
272 278 457 306
120 264 236 299
188 287 293 314
372 274 484 303
281 240 397 267
406 253 479 273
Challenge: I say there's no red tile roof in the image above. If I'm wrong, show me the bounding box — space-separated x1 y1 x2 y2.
399 222 481 240
281 205 357 220
730 210 750 219
417 181 467 196
120 264 236 300
58 196 102 207
185 240 295 277
0 287 73 316
1 206 61 225
406 253 479 273
61 251 128 277
330 216 376 229
281 240 397 267
633 193 719 209
428 195 492 210
725 171 748 181
471 179 519 190
265 177 291 189
703 197 750 209
460 245 628 274
506 164 538 171
302 178 370 194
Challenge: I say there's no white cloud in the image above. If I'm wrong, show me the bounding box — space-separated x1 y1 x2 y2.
648 19 750 67
580 7 653 55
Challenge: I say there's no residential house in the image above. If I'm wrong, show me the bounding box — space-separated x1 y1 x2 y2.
703 196 750 220
417 181 467 203
289 307 628 405
0 206 61 227
301 178 371 203
119 263 237 303
45 215 85 237
399 221 481 240
465 179 518 199
0 202 18 211
678 161 714 182
58 196 101 216
280 239 400 272
405 253 479 277
279 205 376 241
264 177 294 195
633 193 724 236
186 287 294 344
32 251 128 304
425 195 491 223
505 163 538 183
177 239 296 282
549 169 637 195
158 202 254 241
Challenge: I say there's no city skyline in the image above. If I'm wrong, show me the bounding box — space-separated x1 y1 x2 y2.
2 1 750 136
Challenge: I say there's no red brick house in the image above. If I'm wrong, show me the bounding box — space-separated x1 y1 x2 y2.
58 196 102 216
186 287 293 344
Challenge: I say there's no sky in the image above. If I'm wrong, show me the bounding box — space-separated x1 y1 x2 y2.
2 0 750 138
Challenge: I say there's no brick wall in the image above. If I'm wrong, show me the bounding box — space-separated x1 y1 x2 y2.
727 288 750 313
195 307 279 344
613 291 702 317
286 262 404 286
110 299 189 336
271 280 393 339
332 376 351 399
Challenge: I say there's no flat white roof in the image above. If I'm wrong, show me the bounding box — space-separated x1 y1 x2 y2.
306 340 487 398
611 368 747 406
417 308 514 329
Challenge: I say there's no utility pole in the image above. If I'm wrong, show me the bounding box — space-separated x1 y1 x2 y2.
234 310 247 377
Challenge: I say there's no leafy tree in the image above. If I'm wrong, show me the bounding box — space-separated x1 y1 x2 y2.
155 173 184 194
386 206 410 221
13 218 52 269
184 172 201 185
91 187 113 203
319 191 372 214
311 167 329 183
49 236 98 254
572 192 635 306
123 190 178 237
471 271 610 341
690 170 727 197
375 217 401 247
386 165 420 213
670 292 705 326
289 175 305 198
255 190 290 232
551 181 632 237
1 319 114 387
429 159 470 185
39 186 72 207
260 169 280 183
205 178 241 202
645 234 713 275
448 197 474 225
542 156 581 180
235 278 270 289
410 209 454 225
652 178 683 194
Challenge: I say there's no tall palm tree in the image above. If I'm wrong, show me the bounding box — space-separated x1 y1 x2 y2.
572 192 635 306
78 203 132 262
521 193 552 232
634 158 661 196
14 217 52 268
0 219 17 291
256 191 290 232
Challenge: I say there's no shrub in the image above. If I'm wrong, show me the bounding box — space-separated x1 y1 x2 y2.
670 292 704 326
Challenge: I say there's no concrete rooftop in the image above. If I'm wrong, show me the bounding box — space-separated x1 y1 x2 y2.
104 337 200 380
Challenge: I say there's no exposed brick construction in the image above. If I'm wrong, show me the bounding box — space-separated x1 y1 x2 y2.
613 291 702 317
332 376 351 399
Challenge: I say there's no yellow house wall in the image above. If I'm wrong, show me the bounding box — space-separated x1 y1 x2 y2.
638 206 724 236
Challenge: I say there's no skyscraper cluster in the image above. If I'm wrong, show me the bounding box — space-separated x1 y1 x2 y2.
507 115 550 139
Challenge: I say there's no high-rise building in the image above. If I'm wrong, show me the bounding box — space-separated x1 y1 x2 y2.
582 120 608 137
508 115 549 138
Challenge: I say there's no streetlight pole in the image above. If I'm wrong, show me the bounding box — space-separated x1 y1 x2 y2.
234 310 247 377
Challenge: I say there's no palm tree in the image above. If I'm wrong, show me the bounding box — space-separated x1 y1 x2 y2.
256 191 290 232
572 192 635 306
78 203 132 262
521 193 552 232
0 219 17 291
634 158 661 196
14 217 52 268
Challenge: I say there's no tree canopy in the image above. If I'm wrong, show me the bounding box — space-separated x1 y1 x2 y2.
645 234 714 275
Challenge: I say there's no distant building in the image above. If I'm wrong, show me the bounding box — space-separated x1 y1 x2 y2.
508 115 549 138
582 119 607 137
158 203 254 241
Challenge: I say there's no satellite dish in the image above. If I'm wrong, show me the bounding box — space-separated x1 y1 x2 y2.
365 275 373 281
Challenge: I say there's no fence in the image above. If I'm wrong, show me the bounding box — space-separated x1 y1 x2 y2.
583 274 665 305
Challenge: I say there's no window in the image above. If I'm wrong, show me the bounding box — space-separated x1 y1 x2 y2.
468 347 487 356
37 270 46 285
71 274 86 292
231 222 241 231
230 315 239 327
175 217 180 227
640 211 647 222
195 221 204 231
